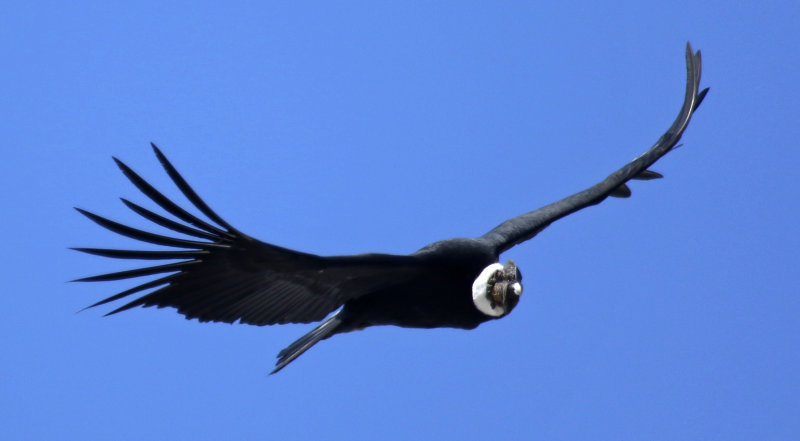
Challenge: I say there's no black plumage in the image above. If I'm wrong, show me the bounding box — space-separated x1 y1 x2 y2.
74 44 707 373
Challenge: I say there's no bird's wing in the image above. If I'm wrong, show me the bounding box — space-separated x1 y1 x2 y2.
74 144 425 325
479 43 708 255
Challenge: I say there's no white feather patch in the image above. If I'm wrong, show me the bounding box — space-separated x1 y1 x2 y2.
472 263 505 317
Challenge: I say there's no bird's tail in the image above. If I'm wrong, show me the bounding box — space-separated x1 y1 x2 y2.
271 312 343 374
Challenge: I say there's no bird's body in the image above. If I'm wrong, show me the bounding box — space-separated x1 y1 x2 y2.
74 44 707 373
342 239 498 332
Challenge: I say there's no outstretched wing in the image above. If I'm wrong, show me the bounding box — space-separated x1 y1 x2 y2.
74 144 424 325
479 43 708 254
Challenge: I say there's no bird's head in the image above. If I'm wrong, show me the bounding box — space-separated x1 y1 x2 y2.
472 260 523 317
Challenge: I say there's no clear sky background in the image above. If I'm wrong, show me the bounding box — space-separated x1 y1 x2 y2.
2 2 798 440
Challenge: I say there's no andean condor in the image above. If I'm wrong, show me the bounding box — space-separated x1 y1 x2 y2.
74 44 708 373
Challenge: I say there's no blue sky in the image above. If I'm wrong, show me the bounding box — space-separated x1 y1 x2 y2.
2 2 798 440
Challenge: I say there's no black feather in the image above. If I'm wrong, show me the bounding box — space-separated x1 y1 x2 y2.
120 198 220 241
85 274 179 310
74 208 224 250
609 184 632 198
151 143 240 234
71 247 206 260
632 170 663 180
74 261 199 282
113 157 232 238
695 87 709 110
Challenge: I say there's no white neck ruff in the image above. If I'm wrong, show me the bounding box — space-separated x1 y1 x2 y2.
472 263 505 317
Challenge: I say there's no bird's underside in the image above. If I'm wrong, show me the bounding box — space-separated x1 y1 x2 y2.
74 43 707 373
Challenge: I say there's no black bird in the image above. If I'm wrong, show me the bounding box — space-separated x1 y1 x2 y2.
74 44 707 373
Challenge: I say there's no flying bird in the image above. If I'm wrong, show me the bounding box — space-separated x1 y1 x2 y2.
74 44 707 374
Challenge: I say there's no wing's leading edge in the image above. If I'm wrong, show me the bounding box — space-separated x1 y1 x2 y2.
479 43 708 254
